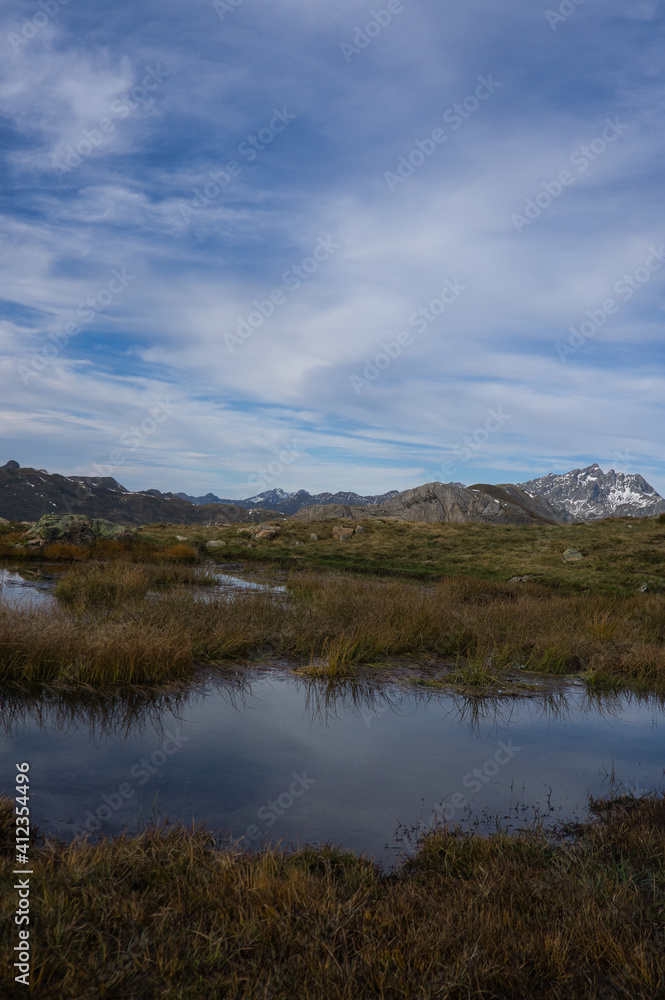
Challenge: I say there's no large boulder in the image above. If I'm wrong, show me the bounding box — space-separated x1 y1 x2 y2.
19 514 134 547
332 525 355 541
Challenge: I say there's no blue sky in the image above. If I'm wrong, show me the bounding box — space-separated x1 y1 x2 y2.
1 0 664 499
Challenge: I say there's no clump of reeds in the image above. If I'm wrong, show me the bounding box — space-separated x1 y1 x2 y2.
54 560 218 608
55 562 152 606
0 791 662 998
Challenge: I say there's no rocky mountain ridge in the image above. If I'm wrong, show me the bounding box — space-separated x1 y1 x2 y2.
293 481 564 527
2 459 664 527
176 487 400 515
0 462 277 526
519 464 665 523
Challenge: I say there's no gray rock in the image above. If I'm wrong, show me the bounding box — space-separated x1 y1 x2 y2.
562 548 584 562
310 533 319 542
19 514 133 546
206 540 226 549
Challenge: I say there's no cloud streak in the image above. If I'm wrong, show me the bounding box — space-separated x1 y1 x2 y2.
1 0 664 496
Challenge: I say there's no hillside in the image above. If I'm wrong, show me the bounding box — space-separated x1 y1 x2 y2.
294 481 563 526
0 462 276 526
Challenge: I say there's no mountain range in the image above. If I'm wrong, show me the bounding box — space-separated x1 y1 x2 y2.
0 461 276 526
518 464 665 522
175 487 400 515
1 460 664 527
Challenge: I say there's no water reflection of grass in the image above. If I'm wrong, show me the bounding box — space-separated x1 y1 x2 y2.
1 790 662 998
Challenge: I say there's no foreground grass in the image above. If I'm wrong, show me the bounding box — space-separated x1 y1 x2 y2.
1 792 663 998
1 566 665 692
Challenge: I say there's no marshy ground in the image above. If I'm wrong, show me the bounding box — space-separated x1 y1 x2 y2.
0 514 664 694
1 515 665 995
1 791 663 999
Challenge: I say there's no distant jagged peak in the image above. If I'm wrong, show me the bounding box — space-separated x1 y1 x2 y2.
519 463 665 523
1 460 20 470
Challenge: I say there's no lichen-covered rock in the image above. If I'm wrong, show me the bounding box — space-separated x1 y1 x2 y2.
19 514 133 546
562 548 584 563
206 540 226 549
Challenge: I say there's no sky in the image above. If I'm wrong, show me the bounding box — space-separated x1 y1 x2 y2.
1 0 664 500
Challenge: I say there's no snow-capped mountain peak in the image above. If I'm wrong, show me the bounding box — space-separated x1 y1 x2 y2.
518 464 665 522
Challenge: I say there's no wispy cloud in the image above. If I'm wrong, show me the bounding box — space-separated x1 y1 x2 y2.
1 0 664 496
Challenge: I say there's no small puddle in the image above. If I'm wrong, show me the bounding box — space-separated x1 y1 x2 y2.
1 676 663 865
210 571 286 594
0 568 57 609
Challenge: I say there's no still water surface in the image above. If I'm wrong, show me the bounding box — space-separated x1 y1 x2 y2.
1 674 663 864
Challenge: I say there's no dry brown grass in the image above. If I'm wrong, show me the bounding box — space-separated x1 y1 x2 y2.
0 568 664 692
1 792 663 998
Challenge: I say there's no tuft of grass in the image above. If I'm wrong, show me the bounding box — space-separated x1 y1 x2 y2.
55 562 152 607
1 791 663 998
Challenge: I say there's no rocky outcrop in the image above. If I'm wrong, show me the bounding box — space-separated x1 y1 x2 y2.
18 515 135 547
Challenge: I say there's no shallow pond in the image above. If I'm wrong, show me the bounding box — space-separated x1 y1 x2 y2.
1 675 663 864
0 567 57 609
0 563 284 607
